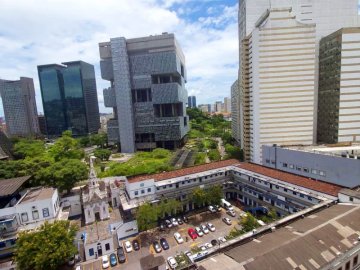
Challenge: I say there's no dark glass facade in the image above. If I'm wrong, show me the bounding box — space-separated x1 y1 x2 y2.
38 61 100 137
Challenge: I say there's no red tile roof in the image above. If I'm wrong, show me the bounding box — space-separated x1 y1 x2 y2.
238 163 343 197
128 159 241 183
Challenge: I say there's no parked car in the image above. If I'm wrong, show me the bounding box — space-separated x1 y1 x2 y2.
211 239 218 246
153 241 162 253
171 218 179 226
132 239 140 251
184 250 193 262
218 236 227 243
159 223 166 231
167 256 178 269
124 240 133 253
214 205 221 212
227 210 236 217
222 217 232 225
204 242 213 249
160 238 169 250
174 232 184 244
208 205 216 213
188 228 198 240
195 227 204 237
102 255 110 269
117 247 126 263
182 216 189 223
109 253 117 267
165 219 173 228
200 224 209 234
207 222 216 232
177 218 183 225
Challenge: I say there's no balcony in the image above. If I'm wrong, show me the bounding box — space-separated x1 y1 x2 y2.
152 83 185 104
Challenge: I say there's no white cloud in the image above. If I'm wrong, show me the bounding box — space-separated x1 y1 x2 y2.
0 0 238 114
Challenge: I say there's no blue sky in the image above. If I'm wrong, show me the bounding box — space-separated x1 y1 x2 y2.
0 0 238 115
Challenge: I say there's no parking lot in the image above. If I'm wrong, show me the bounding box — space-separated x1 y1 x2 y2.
81 203 244 270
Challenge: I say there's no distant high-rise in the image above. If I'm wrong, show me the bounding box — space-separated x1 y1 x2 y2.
198 104 211 113
38 61 100 137
99 33 189 152
188 96 196 108
317 28 360 144
0 77 40 137
235 0 360 164
215 101 223 113
224 97 231 113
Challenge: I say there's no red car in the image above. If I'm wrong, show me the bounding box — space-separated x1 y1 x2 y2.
188 228 198 240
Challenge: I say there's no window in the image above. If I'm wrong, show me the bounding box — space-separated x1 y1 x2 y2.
300 194 304 198
265 159 270 164
345 261 350 270
0 242 6 248
354 255 358 265
311 169 317 174
308 196 312 201
296 166 302 171
134 191 138 196
303 167 309 173
169 184 172 188
276 185 279 189
42 208 49 218
293 191 297 195
141 189 145 194
21 213 28 222
32 210 39 220
147 188 151 193
289 164 294 169
350 197 354 202
89 248 94 256
163 186 166 189
284 188 288 192
271 160 275 164
140 183 144 187
319 170 325 176
282 163 288 168
105 243 110 251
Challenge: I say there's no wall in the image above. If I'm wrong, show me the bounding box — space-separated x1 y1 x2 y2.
125 179 155 200
262 145 360 188
84 237 115 261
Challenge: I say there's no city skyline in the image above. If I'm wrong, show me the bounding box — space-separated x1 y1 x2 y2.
0 0 238 116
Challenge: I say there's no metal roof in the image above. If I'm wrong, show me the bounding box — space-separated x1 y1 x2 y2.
0 176 31 197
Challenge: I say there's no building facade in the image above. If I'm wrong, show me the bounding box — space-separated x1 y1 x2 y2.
188 96 197 108
198 104 211 113
99 33 189 152
38 61 100 137
231 80 241 144
317 28 360 144
0 77 40 137
223 97 231 113
236 0 360 164
262 144 360 188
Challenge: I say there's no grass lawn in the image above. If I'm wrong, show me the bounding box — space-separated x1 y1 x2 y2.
98 148 174 177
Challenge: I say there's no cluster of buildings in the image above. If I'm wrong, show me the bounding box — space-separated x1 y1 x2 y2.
198 97 231 116
231 0 360 164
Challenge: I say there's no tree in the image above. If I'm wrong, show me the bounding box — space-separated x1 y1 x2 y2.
208 149 221 161
90 133 107 148
15 220 78 270
191 187 207 207
13 139 45 159
49 131 84 161
136 203 158 231
225 144 244 161
51 159 88 193
240 212 260 232
94 149 111 161
206 185 223 205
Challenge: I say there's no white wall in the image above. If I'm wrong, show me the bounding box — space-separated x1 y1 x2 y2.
125 179 155 199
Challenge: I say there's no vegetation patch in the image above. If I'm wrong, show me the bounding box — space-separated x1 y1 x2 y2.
99 148 173 177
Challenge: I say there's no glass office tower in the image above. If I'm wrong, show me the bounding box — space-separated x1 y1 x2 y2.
38 61 100 137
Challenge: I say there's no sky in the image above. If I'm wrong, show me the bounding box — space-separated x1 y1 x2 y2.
0 0 239 115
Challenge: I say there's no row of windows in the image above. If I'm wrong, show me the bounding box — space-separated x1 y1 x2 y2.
281 162 326 176
155 172 226 191
134 188 152 196
21 208 49 223
337 254 358 270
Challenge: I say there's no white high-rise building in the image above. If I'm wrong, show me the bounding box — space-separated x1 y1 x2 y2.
236 0 360 164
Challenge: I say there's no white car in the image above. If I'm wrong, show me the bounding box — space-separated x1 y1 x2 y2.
207 223 216 232
174 232 184 244
171 218 178 226
204 242 213 249
124 240 133 253
208 205 216 213
227 210 236 217
195 227 204 237
200 224 209 234
102 255 110 269
167 256 178 269
218 236 227 243
222 217 232 225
